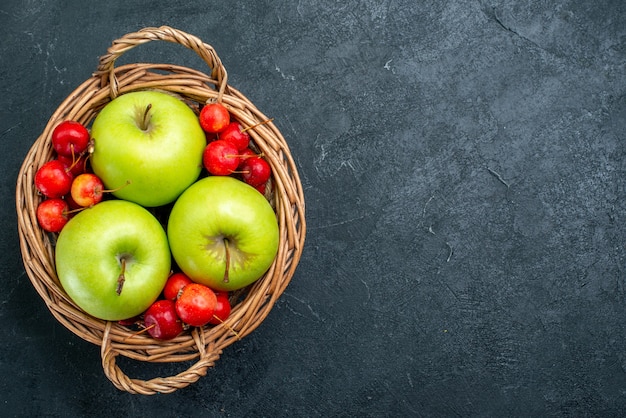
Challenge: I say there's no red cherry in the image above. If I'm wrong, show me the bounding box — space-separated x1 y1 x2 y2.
203 139 241 176
204 131 219 144
163 272 193 301
64 192 83 211
175 283 217 327
36 198 70 232
51 120 90 157
255 182 267 195
219 122 250 151
238 147 257 160
70 173 105 207
143 300 184 340
34 160 73 198
208 292 232 325
238 156 271 187
199 102 230 133
117 316 140 327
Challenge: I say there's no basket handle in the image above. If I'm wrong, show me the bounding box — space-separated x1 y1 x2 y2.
94 25 228 101
100 322 222 395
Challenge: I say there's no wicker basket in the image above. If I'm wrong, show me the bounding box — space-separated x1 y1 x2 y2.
15 26 306 395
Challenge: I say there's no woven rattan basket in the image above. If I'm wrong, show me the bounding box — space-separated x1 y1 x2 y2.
15 26 306 395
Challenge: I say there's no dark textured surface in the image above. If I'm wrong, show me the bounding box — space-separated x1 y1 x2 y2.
1 1 625 416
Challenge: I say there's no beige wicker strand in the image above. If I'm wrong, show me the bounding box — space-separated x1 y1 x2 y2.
15 26 305 394
102 324 222 395
95 26 228 102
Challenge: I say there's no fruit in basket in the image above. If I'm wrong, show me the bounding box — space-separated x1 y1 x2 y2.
58 153 88 177
55 200 171 321
167 176 279 292
143 299 184 340
219 118 274 151
238 154 272 187
203 139 241 175
70 173 105 207
89 90 206 207
163 272 193 301
199 102 230 133
36 198 71 233
175 283 218 327
35 160 74 198
208 291 232 325
220 122 250 151
51 120 90 157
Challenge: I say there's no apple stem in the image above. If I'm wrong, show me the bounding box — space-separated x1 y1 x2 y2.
116 257 126 296
223 238 230 283
140 104 152 131
241 118 274 133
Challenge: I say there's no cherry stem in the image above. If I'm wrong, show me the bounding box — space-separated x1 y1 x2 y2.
64 207 86 216
225 152 264 159
241 118 274 133
223 238 230 283
116 258 126 296
211 314 241 340
123 323 156 342
103 180 132 194
65 145 85 173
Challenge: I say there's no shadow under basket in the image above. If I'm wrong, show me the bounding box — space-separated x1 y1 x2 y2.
15 26 306 395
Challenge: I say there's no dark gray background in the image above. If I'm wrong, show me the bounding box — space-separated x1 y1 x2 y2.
1 0 624 416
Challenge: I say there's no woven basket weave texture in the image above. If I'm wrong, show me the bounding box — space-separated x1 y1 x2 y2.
15 26 306 395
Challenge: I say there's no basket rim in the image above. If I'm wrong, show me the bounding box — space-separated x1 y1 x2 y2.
17 63 307 350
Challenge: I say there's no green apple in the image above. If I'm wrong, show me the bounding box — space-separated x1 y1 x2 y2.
167 176 279 292
90 90 206 207
55 200 171 321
